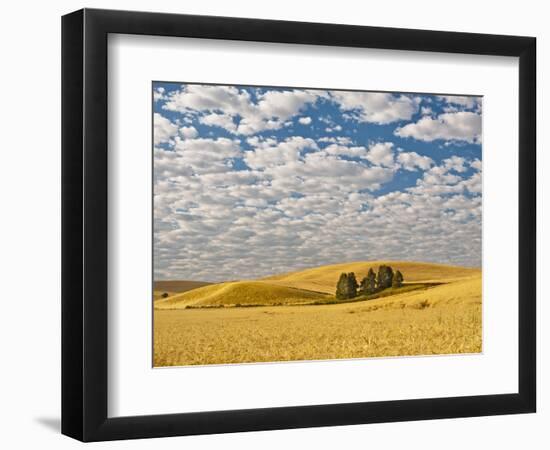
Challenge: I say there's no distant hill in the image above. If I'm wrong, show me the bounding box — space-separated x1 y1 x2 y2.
153 280 213 301
262 261 480 295
155 280 213 293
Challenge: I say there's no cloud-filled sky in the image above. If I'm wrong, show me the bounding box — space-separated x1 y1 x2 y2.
153 83 482 282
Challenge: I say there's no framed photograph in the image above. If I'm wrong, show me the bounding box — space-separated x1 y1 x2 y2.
62 8 536 441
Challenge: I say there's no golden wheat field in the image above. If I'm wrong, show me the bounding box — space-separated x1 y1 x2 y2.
153 262 482 367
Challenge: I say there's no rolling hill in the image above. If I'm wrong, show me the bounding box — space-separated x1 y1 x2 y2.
154 280 330 309
346 272 482 311
262 261 480 295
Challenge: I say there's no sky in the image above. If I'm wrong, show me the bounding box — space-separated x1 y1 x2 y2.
153 82 482 282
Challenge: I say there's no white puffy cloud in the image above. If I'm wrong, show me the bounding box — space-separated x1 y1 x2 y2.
461 171 482 194
470 158 482 171
257 90 318 120
420 106 433 116
324 144 368 158
397 151 434 171
153 113 178 145
244 136 317 169
366 142 395 167
319 140 401 170
298 116 312 125
163 84 250 112
437 95 480 109
318 136 353 145
421 166 462 187
409 156 481 196
155 137 242 179
153 87 166 102
179 126 198 139
325 125 343 132
199 113 237 132
444 155 467 173
162 84 318 135
394 111 482 143
331 92 419 124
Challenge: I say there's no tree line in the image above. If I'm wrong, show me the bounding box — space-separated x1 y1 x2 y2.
336 265 404 300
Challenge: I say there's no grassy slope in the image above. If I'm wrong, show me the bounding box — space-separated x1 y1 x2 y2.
262 261 480 294
347 273 481 311
155 280 329 309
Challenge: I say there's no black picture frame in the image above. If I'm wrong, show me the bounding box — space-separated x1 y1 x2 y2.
62 8 536 442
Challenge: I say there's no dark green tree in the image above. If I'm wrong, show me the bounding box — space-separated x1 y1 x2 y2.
392 270 404 288
347 272 358 298
392 270 403 288
366 268 377 294
359 276 368 295
336 272 358 300
377 265 394 289
336 273 349 300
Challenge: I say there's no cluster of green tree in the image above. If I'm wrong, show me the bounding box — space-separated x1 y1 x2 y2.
335 265 404 300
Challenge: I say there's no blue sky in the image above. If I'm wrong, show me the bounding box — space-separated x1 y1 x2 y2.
153 82 482 281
